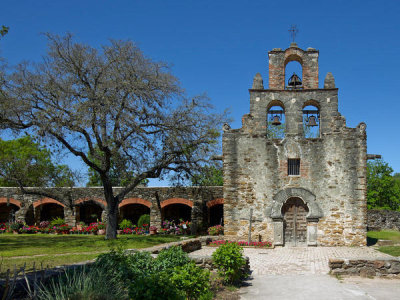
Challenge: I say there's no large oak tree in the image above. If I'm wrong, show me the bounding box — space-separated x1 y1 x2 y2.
0 34 226 238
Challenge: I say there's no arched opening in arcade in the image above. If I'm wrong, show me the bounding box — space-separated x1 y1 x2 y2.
0 203 20 223
162 200 192 224
119 204 150 226
39 203 64 222
76 200 103 225
207 199 224 227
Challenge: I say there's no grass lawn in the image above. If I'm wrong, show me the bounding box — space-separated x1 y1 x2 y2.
0 234 185 276
367 230 400 257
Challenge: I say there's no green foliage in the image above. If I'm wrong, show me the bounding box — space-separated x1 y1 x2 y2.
267 122 285 139
212 242 247 284
0 26 8 39
137 214 150 227
50 217 66 227
0 136 74 187
118 219 133 230
129 272 184 300
171 262 211 300
367 159 400 210
127 251 154 277
86 147 149 187
191 164 223 186
38 266 127 300
153 246 190 272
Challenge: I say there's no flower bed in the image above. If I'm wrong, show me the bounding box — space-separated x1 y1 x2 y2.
208 240 273 248
208 225 223 236
161 220 191 235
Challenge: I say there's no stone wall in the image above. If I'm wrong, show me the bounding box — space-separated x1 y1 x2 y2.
367 209 400 231
329 258 400 277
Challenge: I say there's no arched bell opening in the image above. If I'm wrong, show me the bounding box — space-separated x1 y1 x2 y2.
208 204 223 226
0 203 19 223
285 60 303 90
119 204 150 226
39 203 64 222
267 101 285 139
77 201 103 225
281 197 309 247
303 103 320 138
162 203 192 224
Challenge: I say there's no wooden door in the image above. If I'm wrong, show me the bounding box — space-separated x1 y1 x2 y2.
282 198 308 246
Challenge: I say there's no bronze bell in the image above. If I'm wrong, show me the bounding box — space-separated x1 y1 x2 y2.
271 115 281 126
307 116 318 127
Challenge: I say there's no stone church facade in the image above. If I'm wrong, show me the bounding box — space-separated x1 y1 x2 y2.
222 43 368 246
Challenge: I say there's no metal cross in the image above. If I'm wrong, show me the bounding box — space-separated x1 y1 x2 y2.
289 25 299 43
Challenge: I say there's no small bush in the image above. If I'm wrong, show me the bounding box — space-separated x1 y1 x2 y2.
137 214 150 228
50 217 65 227
208 225 224 235
153 246 190 272
212 242 247 284
9 221 23 231
119 219 133 230
129 272 184 300
93 249 133 285
171 262 211 300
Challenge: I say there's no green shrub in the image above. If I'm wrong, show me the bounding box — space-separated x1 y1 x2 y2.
153 246 190 272
212 242 247 284
171 262 211 300
50 217 66 227
127 251 154 277
38 266 128 300
118 219 133 230
10 222 22 231
93 249 133 285
137 214 150 228
129 272 184 300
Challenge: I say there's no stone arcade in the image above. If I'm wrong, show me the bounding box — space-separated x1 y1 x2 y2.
0 43 370 246
222 42 368 246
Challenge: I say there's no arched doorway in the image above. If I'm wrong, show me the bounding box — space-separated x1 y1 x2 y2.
0 203 19 223
162 204 192 223
120 204 150 225
209 204 223 226
78 201 103 225
40 203 64 221
282 197 309 246
207 198 224 227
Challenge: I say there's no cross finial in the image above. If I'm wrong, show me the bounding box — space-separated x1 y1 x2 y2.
288 25 299 43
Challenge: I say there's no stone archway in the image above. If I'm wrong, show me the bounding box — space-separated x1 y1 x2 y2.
269 188 322 246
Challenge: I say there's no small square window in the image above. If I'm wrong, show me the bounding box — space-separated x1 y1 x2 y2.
288 159 300 176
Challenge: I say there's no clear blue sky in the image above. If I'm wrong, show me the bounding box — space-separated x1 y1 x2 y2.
1 0 399 185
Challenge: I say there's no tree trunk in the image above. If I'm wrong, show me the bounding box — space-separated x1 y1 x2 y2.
102 176 118 239
106 201 118 239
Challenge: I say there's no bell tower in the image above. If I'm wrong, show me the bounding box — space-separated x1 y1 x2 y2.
268 43 319 90
222 40 368 247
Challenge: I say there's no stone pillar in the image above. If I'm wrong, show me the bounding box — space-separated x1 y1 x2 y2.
272 218 284 246
74 206 80 224
15 207 26 223
150 205 162 229
190 202 202 235
64 206 76 227
307 219 318 246
34 206 41 224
